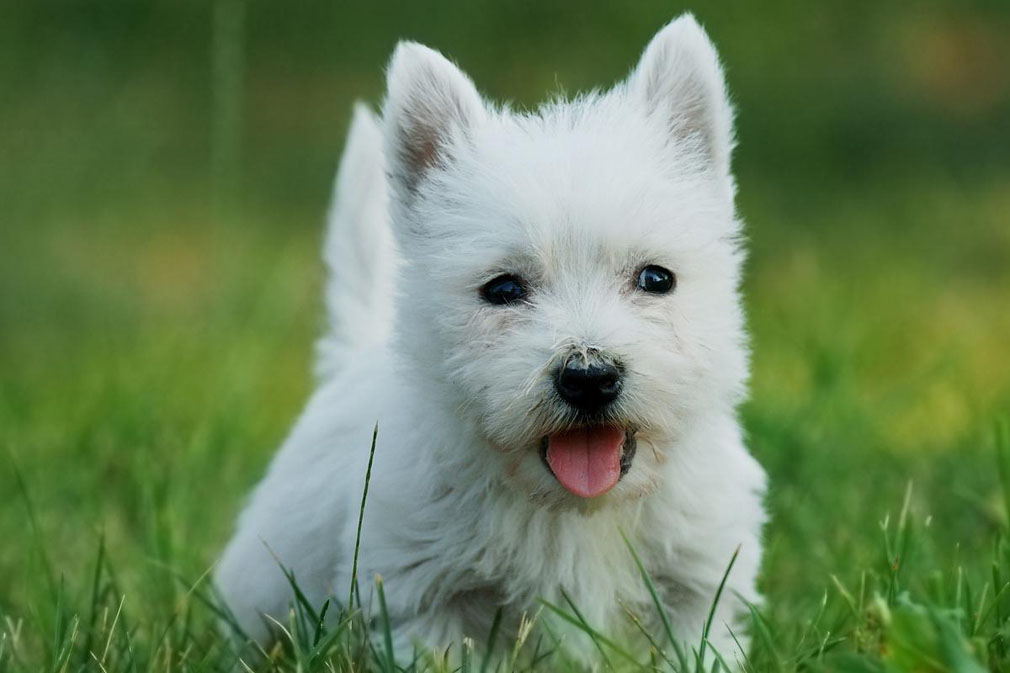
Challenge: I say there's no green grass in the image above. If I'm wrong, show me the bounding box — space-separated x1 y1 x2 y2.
1 2 1009 671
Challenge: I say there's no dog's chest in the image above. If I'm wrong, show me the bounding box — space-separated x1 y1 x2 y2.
424 494 656 627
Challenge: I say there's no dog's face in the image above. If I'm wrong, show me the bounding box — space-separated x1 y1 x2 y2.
383 16 747 507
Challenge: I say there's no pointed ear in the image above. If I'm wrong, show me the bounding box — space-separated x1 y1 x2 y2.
382 41 486 198
628 14 735 175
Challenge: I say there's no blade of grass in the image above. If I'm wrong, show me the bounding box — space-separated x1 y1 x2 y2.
540 596 640 668
375 574 397 672
560 589 612 669
312 599 331 647
996 417 1010 528
6 451 58 604
78 534 106 671
277 564 318 643
742 600 780 673
349 424 379 611
618 600 678 670
697 546 740 669
479 607 503 673
620 531 689 669
308 615 352 664
725 624 756 673
971 582 989 636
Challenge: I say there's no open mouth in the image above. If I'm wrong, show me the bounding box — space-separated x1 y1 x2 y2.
539 427 637 498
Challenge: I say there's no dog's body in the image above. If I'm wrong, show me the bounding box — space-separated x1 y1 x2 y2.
215 14 766 662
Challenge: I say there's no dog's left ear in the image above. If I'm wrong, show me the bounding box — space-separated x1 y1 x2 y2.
628 14 734 176
383 41 486 200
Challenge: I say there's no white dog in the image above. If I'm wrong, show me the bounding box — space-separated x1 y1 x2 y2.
215 13 766 664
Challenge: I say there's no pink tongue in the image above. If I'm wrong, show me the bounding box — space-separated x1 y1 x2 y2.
546 427 625 498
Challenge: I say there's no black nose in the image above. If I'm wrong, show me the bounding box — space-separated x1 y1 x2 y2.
555 360 622 412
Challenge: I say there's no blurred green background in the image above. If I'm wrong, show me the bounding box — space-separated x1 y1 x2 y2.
1 0 1009 656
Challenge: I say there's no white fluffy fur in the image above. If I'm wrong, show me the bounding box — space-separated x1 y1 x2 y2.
215 14 766 664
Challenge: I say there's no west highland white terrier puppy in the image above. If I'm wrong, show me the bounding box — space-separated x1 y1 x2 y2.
215 13 766 664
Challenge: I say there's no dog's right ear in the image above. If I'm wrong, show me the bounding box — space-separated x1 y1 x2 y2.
627 14 735 177
383 42 485 199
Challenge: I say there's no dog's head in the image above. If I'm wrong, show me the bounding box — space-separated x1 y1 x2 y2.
382 15 747 508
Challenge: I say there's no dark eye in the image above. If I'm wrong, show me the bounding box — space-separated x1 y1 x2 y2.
481 274 527 305
636 265 676 294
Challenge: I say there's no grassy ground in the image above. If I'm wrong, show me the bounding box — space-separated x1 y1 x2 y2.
2 2 1009 671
